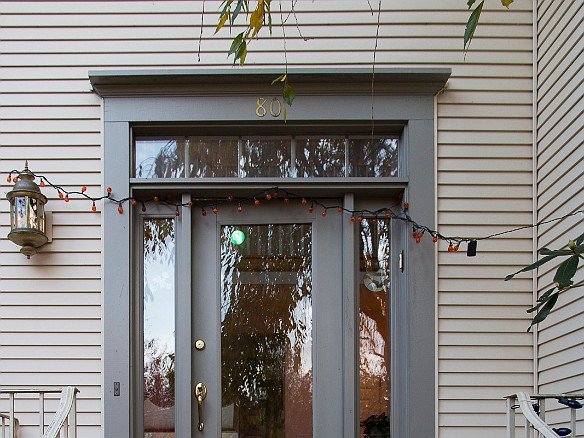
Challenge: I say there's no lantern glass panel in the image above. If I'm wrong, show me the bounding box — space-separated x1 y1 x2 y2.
11 196 44 232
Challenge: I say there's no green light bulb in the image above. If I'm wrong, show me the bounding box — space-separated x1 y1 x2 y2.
230 230 245 245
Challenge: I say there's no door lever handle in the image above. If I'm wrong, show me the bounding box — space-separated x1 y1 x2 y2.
195 382 207 431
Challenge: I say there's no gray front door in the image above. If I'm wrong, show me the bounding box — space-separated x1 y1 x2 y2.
191 200 344 437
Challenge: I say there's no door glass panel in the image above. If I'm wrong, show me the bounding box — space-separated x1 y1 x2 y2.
220 224 313 437
359 219 390 438
143 218 176 437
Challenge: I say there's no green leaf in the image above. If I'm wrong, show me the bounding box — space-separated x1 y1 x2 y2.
235 40 247 65
467 0 477 8
537 286 557 303
528 292 559 330
576 231 584 245
538 248 572 256
553 255 579 288
228 32 244 55
232 0 245 22
283 83 296 106
501 0 514 7
464 0 484 51
574 244 584 254
527 287 557 313
505 254 562 281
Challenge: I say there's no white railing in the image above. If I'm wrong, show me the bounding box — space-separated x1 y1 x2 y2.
0 387 78 438
506 392 584 438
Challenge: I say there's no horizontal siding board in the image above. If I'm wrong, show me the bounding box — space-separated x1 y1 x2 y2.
0 292 101 306
0 51 535 68
0 305 100 319
438 198 533 212
0 23 532 41
1 332 101 346
439 264 530 278
0 79 94 93
0 359 101 373
439 332 531 346
440 318 531 333
438 116 533 130
0 93 100 106
0 319 101 333
439 359 533 373
1 119 101 133
438 291 531 305
0 0 533 13
439 372 532 386
438 171 532 185
0 36 534 54
0 106 99 121
440 346 533 360
0 145 102 159
0 10 533 27
0 279 102 293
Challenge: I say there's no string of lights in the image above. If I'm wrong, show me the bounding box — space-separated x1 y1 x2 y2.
6 167 583 257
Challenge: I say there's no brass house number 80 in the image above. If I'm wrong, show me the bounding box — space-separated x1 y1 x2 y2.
256 97 282 118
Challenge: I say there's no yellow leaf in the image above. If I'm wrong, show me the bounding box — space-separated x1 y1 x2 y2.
249 1 265 38
501 0 513 7
215 12 229 34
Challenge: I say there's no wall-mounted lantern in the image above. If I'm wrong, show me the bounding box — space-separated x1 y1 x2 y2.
6 162 49 258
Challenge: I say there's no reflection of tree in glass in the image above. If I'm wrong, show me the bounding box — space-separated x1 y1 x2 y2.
137 139 185 178
359 219 391 436
220 224 312 437
144 339 175 408
295 138 345 177
144 219 175 259
241 139 290 177
350 138 398 177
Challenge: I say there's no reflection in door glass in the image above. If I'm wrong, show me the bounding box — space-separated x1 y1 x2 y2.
136 138 186 178
221 224 313 437
143 218 176 437
359 219 390 438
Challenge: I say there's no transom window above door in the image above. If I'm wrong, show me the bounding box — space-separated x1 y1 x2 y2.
134 136 399 179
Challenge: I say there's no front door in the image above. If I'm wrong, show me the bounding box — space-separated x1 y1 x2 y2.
191 199 344 437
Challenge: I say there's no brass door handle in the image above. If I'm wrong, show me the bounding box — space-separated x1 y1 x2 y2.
195 382 207 431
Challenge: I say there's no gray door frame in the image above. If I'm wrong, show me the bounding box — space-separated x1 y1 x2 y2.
92 68 450 438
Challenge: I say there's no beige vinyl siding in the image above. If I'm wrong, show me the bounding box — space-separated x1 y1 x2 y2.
0 1 534 436
536 3 584 434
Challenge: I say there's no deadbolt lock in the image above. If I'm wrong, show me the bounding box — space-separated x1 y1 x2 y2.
195 339 205 351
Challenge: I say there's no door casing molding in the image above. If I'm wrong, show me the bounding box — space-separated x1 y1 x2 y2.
94 68 450 438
